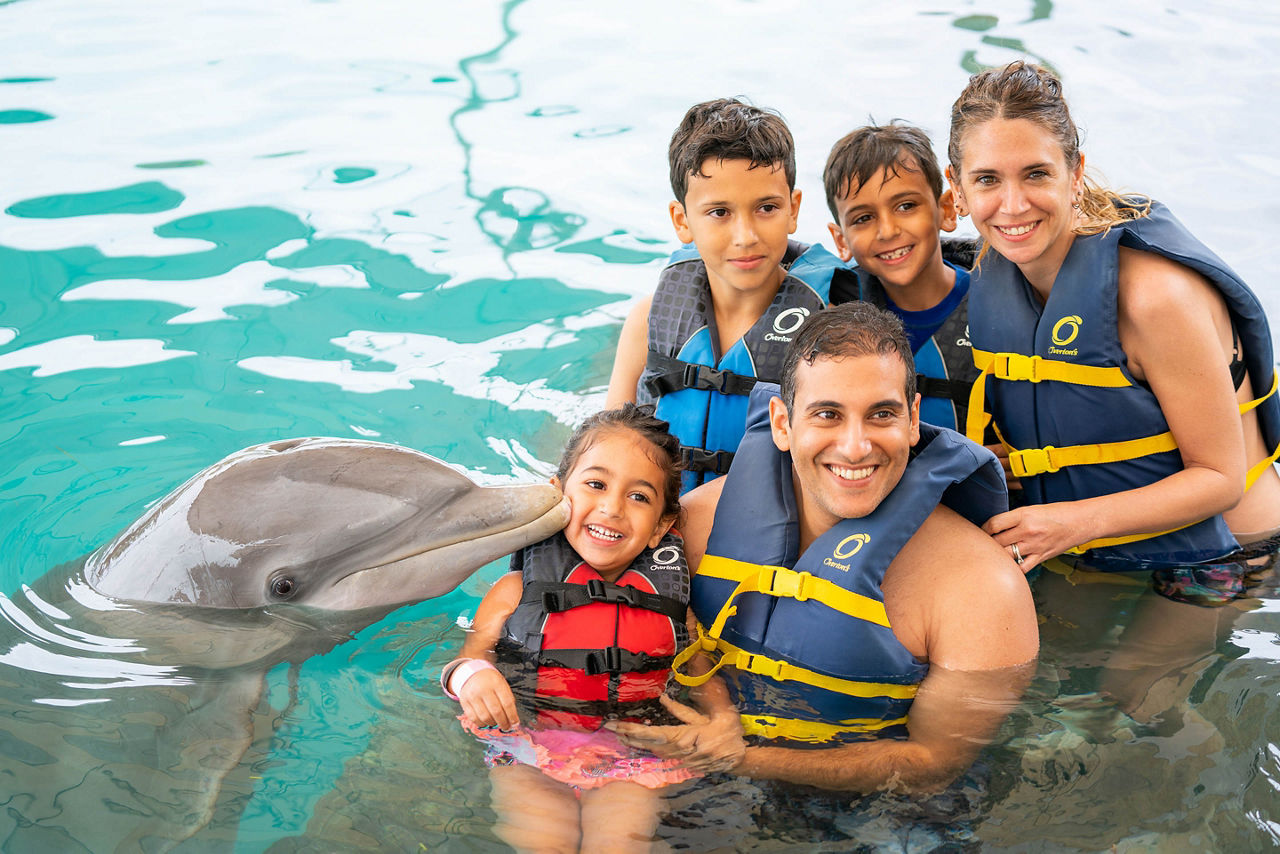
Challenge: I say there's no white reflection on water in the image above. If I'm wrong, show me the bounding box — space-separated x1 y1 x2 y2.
3 0 1280 850
0 335 195 376
61 260 372 323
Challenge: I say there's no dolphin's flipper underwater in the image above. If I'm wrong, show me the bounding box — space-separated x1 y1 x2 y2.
0 437 568 851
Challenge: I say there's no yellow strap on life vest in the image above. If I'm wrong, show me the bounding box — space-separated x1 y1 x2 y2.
673 630 919 699
974 350 1279 463
670 622 719 687
740 713 910 744
967 349 1133 443
1242 370 1279 413
671 556 892 686
1059 374 1280 554
973 349 1135 387
698 555 891 628
1007 432 1179 478
969 353 1280 551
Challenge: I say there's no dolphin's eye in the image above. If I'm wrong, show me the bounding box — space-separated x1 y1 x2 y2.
270 576 297 600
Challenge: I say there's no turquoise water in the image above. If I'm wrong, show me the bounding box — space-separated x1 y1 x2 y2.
3 0 1280 850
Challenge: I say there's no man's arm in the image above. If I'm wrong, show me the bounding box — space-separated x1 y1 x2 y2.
604 296 652 408
732 507 1038 793
735 662 1033 792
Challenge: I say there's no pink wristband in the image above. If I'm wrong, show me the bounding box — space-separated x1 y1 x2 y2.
441 658 498 701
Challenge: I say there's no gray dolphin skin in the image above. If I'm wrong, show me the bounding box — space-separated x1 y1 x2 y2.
0 437 568 852
84 436 570 610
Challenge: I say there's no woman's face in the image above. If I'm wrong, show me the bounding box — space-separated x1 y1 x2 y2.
950 117 1084 290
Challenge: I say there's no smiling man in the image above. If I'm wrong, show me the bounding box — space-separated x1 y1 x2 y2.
612 301 1038 795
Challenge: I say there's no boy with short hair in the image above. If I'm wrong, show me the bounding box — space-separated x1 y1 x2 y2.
607 98 846 493
824 122 978 431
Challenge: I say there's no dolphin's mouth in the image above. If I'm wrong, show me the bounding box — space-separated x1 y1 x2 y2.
362 494 571 572
324 493 571 606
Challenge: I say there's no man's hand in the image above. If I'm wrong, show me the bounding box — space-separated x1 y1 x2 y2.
607 694 745 774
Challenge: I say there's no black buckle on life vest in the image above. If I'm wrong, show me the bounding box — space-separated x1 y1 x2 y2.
585 577 637 606
681 447 734 475
585 646 624 675
683 363 734 394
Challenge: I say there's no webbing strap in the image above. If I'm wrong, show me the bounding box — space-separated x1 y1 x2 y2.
741 713 909 743
967 348 1130 443
642 351 757 398
969 351 1280 555
1064 523 1196 555
972 349 1134 387
1007 432 1178 478
525 579 687 622
1241 370 1279 416
698 555 891 629
671 627 918 700
916 374 971 404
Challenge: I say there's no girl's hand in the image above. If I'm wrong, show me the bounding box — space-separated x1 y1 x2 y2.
983 502 1089 571
458 667 520 731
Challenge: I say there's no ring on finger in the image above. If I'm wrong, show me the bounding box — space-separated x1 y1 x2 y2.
1011 543 1025 566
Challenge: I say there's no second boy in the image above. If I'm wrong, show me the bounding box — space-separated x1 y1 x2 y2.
825 123 978 431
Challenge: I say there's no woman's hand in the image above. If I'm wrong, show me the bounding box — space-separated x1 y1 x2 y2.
607 694 745 773
458 667 520 731
983 502 1090 571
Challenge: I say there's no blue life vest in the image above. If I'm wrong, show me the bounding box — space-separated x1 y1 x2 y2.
967 200 1280 566
675 383 1007 745
497 531 689 729
833 239 980 432
637 241 843 493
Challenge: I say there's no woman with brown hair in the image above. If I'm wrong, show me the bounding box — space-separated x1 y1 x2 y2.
947 60 1280 606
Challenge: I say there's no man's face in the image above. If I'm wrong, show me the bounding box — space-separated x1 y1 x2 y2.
770 352 920 536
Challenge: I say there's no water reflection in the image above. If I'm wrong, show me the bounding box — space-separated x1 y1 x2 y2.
2 0 1279 849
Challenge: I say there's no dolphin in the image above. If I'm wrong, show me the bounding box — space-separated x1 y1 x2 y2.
83 436 569 612
0 437 568 852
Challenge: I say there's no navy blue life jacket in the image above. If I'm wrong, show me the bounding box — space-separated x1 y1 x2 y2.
676 383 1007 744
497 531 689 729
637 241 843 493
967 200 1280 566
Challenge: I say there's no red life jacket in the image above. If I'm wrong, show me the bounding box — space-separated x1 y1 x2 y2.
497 531 689 730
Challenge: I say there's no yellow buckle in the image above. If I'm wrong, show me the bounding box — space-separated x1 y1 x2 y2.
760 568 814 602
1009 445 1058 477
743 715 780 736
739 653 789 681
996 353 1042 383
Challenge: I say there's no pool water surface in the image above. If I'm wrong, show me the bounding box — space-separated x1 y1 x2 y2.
3 0 1280 850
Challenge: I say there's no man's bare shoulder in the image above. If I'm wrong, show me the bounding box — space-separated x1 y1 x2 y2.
912 505 1030 597
889 504 1038 670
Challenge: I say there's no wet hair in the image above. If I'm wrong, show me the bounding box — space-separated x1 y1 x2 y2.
556 403 682 523
947 60 1149 239
823 122 945 222
780 302 916 413
668 98 796 203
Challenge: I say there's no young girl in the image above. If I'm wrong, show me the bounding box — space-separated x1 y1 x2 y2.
441 404 696 853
